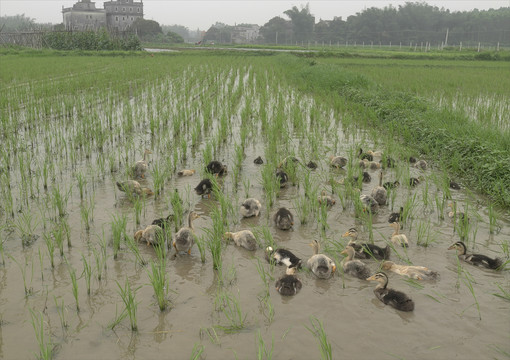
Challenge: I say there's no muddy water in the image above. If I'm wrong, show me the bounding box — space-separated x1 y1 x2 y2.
1 66 509 360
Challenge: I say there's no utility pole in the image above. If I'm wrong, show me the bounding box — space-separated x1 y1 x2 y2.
444 28 449 47
276 31 278 44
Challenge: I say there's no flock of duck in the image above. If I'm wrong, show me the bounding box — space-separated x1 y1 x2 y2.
116 149 504 313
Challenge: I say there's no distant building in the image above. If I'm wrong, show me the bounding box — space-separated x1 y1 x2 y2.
62 0 143 31
231 25 260 44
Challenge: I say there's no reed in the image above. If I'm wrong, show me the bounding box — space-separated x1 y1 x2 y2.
305 316 332 360
117 278 140 331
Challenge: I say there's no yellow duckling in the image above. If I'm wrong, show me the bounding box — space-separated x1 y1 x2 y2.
133 149 152 179
116 180 154 197
224 230 257 251
177 169 195 176
135 225 164 247
389 222 408 247
381 261 438 280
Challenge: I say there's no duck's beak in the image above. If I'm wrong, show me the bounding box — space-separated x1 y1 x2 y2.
342 231 350 237
447 244 455 250
340 249 347 255
366 275 376 281
332 264 336 272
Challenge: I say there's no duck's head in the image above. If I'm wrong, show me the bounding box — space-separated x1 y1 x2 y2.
286 266 298 275
134 230 144 242
223 232 234 241
448 241 466 254
309 240 320 254
389 222 400 230
142 188 154 196
265 246 275 255
367 271 388 285
340 245 355 258
342 228 358 239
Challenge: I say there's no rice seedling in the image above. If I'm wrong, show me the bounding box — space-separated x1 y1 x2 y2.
54 296 68 332
305 316 332 360
111 213 128 260
147 243 170 311
215 290 246 333
199 327 220 346
76 172 87 200
190 343 205 360
416 220 436 247
260 164 278 209
488 203 500 234
11 210 39 248
492 283 510 301
29 309 53 360
257 330 274 360
67 262 80 312
116 278 140 331
80 197 94 231
434 193 447 221
133 196 143 226
81 254 92 295
461 268 481 320
204 209 224 273
151 163 165 198
52 185 70 218
195 235 207 264
8 254 34 296
242 177 251 199
125 234 147 266
170 189 184 231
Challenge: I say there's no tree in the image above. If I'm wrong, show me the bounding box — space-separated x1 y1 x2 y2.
167 31 184 43
284 4 315 43
259 16 292 44
129 19 163 40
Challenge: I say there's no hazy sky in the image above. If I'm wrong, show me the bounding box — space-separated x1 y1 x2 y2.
1 1 508 30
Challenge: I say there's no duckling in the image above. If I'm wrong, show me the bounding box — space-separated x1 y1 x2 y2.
194 178 213 198
341 228 390 260
409 176 424 187
353 171 371 184
389 222 409 247
133 149 152 179
276 169 289 188
358 148 373 161
318 191 335 206
388 207 403 224
151 214 174 230
449 180 461 190
367 150 382 158
383 180 400 190
224 230 257 251
254 156 264 165
329 155 347 169
275 266 302 296
206 160 227 176
172 211 199 254
360 194 379 213
116 180 154 197
134 224 164 247
274 207 293 230
340 245 372 280
414 160 428 170
265 246 302 268
381 156 396 169
408 156 417 164
358 159 369 169
240 198 262 218
447 201 468 222
382 261 439 280
307 240 336 279
371 171 387 206
306 161 318 170
448 241 503 270
368 161 382 170
177 169 195 176
367 272 415 312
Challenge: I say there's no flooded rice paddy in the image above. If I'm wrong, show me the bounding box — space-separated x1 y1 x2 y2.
0 58 509 359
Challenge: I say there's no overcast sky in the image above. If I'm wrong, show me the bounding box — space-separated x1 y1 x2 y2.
1 1 508 30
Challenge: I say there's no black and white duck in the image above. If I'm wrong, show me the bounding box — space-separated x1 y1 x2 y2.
448 241 502 270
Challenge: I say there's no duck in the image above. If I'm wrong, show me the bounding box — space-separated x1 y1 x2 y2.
414 160 428 170
274 207 293 230
389 222 409 247
177 169 195 176
194 178 213 198
340 245 372 279
367 272 415 312
275 266 302 296
133 149 152 179
408 156 417 164
224 230 257 251
367 150 382 158
265 246 302 268
383 180 400 190
381 156 396 169
254 156 264 165
448 241 503 270
358 148 373 161
329 155 347 169
360 194 379 213
134 224 164 246
368 161 382 170
371 171 387 206
306 161 318 170
341 228 391 260
206 160 227 176
381 261 439 280
353 171 371 184
307 240 336 279
172 211 200 254
388 207 403 224
240 198 262 218
318 191 335 206
116 180 154 197
276 169 289 188
151 214 174 229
